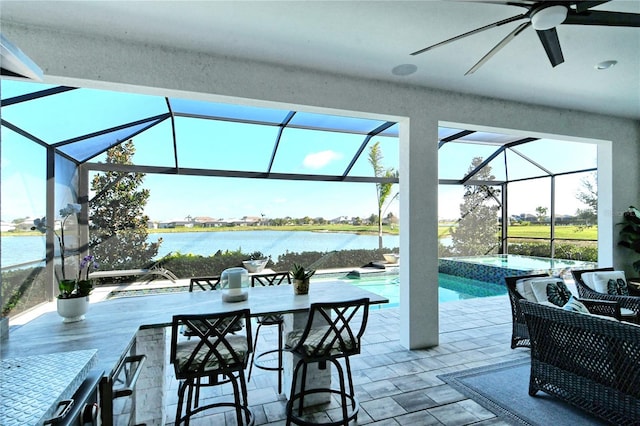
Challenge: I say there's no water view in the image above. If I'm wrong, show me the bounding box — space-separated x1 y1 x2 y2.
1 230 401 268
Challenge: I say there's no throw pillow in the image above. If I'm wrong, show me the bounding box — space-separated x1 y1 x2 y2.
562 296 590 314
592 271 627 294
530 278 572 306
580 272 598 291
515 278 538 302
606 278 629 296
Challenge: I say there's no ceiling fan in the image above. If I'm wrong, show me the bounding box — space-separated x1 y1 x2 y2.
411 1 640 75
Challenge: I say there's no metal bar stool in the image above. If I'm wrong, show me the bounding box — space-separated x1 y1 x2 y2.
181 276 245 415
248 271 291 394
170 309 254 426
285 298 370 426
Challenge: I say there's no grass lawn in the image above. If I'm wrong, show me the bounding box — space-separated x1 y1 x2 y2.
438 224 597 241
146 223 400 235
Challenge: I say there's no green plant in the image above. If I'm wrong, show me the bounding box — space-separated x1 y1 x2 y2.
618 205 640 273
58 255 99 299
290 263 315 280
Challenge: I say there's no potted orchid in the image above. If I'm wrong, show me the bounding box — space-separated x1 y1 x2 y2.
58 255 99 299
32 203 99 321
32 203 82 284
55 255 98 323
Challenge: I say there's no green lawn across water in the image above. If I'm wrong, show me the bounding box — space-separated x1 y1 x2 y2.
438 224 597 241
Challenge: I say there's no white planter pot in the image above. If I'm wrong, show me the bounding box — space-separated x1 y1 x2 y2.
57 296 89 323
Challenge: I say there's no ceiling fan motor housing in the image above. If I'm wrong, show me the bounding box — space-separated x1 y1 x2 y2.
530 4 569 30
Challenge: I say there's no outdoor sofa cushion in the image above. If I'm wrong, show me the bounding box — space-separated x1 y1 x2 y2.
582 270 629 295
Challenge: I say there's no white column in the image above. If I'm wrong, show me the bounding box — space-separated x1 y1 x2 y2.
133 327 166 425
400 118 440 349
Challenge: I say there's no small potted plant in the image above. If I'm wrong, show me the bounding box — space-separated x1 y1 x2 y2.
290 263 315 295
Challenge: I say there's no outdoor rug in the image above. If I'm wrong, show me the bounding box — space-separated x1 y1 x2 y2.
438 359 610 426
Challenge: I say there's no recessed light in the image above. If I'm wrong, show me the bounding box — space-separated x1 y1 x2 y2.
392 64 418 76
595 60 617 70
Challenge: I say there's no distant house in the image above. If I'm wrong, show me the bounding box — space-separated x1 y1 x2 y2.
1 221 16 232
330 216 351 224
193 216 224 227
242 216 261 226
158 219 192 229
14 217 40 231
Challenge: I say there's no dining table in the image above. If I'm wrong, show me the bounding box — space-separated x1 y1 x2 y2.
1 279 388 425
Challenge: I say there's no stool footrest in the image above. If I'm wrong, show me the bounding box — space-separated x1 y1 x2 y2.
253 349 284 372
286 388 359 426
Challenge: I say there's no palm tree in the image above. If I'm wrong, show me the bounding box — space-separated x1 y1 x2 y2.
368 141 398 249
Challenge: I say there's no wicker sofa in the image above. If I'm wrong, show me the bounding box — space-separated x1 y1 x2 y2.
505 274 621 349
520 300 640 425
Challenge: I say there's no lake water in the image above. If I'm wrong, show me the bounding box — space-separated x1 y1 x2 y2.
1 230 400 268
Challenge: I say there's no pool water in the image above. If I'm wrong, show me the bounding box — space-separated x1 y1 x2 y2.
320 273 506 308
449 254 593 270
107 272 507 307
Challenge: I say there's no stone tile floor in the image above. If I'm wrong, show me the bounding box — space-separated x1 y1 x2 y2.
163 294 532 425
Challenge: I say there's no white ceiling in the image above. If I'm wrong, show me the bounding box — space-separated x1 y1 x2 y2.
1 0 639 119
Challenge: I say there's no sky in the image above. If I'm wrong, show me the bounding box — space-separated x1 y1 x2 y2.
1 79 595 224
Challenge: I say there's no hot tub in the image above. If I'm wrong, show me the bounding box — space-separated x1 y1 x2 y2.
438 254 596 284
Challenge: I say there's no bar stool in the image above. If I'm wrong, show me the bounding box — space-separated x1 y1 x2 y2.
248 271 291 394
285 298 369 426
170 310 254 426
184 275 244 403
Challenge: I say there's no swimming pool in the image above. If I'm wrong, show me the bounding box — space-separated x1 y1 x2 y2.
107 272 505 307
438 254 596 284
317 273 506 308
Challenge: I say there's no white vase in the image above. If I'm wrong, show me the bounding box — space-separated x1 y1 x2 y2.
57 296 89 323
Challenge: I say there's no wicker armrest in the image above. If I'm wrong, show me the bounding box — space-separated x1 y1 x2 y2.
628 279 640 297
580 298 621 321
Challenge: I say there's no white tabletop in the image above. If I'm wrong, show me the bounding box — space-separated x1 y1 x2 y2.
1 280 388 375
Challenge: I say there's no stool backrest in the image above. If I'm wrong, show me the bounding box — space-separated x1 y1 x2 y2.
170 309 252 378
291 298 369 359
251 271 291 287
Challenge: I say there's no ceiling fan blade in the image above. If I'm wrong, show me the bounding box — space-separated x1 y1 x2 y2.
574 1 610 13
411 14 527 56
564 10 640 27
536 28 564 67
465 21 530 75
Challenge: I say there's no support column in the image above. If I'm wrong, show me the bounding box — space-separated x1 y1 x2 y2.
132 327 166 425
400 118 439 349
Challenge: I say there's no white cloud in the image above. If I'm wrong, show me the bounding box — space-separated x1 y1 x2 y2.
302 150 343 170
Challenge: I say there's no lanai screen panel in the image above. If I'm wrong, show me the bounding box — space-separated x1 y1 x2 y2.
348 134 399 178
174 117 279 172
270 127 365 176
2 87 166 145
